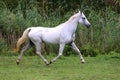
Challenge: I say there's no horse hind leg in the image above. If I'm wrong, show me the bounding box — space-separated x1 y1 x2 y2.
34 42 49 65
16 41 33 65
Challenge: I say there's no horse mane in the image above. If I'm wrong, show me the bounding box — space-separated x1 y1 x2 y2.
68 13 79 22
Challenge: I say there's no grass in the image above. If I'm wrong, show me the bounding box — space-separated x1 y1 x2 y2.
0 53 120 80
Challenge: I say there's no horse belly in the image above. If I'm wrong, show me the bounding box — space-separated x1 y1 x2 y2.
42 32 60 44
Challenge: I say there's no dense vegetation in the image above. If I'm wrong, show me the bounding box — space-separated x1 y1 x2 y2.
0 0 120 56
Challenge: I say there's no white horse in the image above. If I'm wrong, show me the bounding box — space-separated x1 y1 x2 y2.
14 11 91 65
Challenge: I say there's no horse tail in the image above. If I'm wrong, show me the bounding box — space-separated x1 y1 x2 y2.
14 28 31 53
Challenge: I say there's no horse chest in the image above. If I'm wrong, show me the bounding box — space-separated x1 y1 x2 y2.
60 33 74 44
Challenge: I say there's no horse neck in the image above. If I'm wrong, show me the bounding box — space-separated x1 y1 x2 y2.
65 14 80 33
65 20 78 34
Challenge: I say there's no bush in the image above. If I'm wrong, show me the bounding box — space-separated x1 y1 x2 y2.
81 45 100 57
0 39 9 56
0 0 120 56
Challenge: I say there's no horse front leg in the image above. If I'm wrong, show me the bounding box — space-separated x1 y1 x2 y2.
71 42 85 63
49 43 65 65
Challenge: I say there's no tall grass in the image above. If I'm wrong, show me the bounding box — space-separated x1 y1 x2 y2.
0 1 119 56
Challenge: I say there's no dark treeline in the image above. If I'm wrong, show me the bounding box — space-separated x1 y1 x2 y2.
0 0 120 56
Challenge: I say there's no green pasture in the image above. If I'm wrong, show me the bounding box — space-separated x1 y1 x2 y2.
0 53 120 80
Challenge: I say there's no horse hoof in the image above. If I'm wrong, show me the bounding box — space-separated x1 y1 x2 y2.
46 63 49 66
16 60 20 65
45 61 52 66
81 61 85 64
45 62 49 66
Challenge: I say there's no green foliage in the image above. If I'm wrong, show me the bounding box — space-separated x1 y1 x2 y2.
0 40 8 55
63 45 76 56
81 45 100 57
0 0 120 56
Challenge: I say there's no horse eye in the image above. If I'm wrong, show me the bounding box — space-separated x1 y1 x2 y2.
82 17 85 20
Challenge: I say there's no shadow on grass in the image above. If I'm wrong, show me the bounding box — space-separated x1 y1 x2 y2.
111 56 120 59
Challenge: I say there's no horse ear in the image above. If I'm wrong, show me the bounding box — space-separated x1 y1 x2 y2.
79 10 82 15
79 11 81 14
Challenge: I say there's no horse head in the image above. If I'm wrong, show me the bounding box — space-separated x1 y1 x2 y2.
78 11 91 28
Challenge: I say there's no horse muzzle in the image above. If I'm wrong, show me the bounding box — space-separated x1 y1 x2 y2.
86 24 91 28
